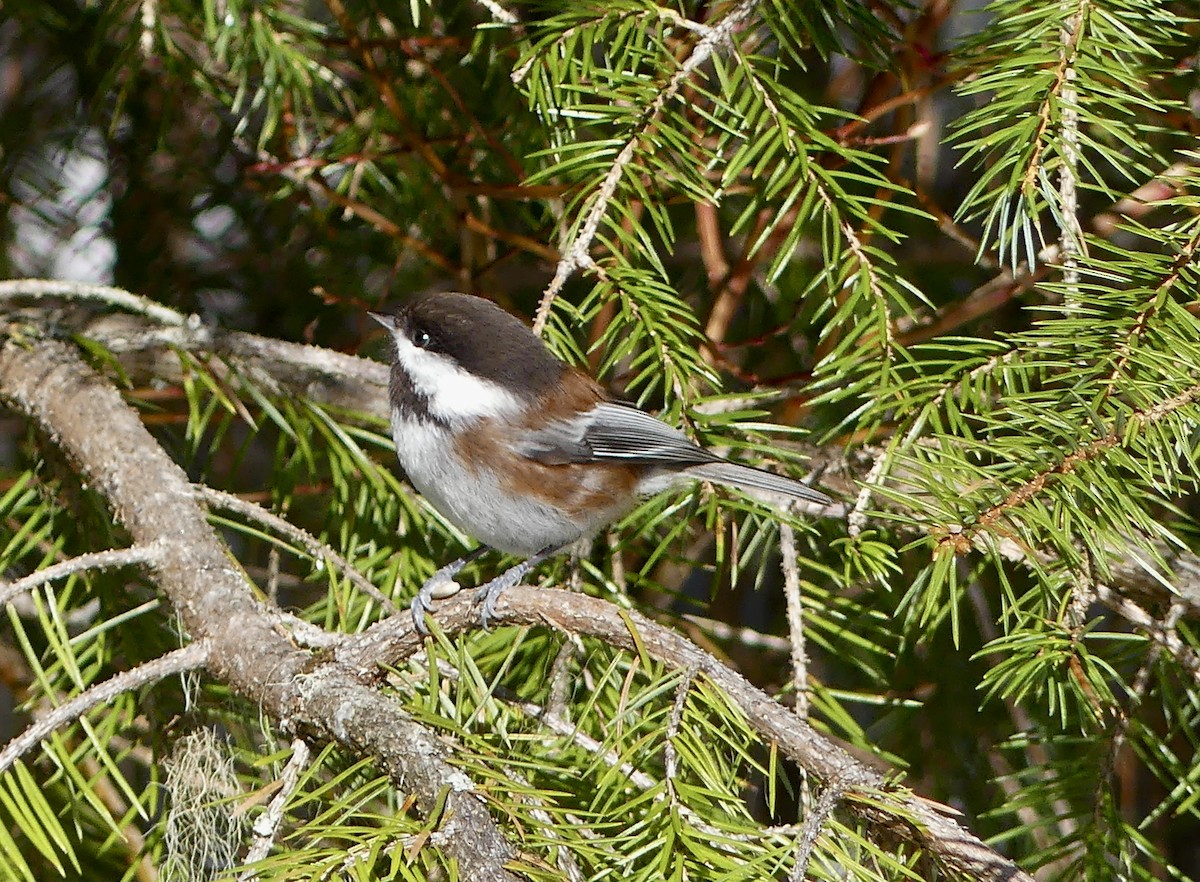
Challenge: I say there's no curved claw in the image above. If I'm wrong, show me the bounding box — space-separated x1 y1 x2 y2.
411 569 464 634
474 553 547 629
416 544 560 632
475 544 562 629
410 590 434 635
410 547 491 634
477 576 513 630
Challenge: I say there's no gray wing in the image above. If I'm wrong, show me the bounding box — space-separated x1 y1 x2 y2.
516 402 716 467
517 402 833 506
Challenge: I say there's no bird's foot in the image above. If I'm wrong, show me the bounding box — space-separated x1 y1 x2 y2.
474 544 559 629
411 551 485 634
475 567 525 630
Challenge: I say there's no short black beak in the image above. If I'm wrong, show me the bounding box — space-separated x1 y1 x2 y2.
367 311 391 328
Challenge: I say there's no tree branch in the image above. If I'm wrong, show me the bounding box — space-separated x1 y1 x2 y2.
339 588 1035 882
0 336 520 882
531 0 760 334
83 309 389 413
0 545 160 611
0 278 186 326
0 642 210 776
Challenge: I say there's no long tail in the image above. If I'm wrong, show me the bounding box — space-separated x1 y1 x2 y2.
685 461 831 507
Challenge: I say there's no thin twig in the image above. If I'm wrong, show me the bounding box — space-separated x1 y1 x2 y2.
780 522 812 811
681 614 791 652
0 546 160 612
1108 601 1181 765
272 610 343 649
779 524 808 720
663 665 699 798
473 0 518 25
140 0 158 57
80 309 391 418
240 738 313 876
0 279 186 326
197 486 400 615
1057 2 1085 296
965 580 1078 850
502 685 770 849
531 0 761 334
546 639 579 724
789 772 850 882
1094 586 1200 682
502 767 586 882
0 642 210 775
847 446 889 540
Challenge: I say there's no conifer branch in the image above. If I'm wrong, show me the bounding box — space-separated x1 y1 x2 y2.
0 337 522 882
0 546 160 611
3 0 1197 872
940 382 1200 552
1103 224 1200 393
681 615 792 652
481 663 814 850
341 589 1035 882
197 486 400 614
0 642 210 776
532 0 760 334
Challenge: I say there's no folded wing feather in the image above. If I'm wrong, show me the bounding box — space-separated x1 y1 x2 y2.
516 402 830 505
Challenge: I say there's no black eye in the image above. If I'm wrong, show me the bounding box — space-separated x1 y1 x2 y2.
413 329 433 349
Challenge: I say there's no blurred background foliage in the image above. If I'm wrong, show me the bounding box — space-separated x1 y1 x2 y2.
0 0 1199 880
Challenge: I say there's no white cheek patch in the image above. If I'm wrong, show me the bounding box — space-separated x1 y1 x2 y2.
392 331 523 424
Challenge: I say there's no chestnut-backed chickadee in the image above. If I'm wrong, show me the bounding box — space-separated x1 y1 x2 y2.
370 292 832 631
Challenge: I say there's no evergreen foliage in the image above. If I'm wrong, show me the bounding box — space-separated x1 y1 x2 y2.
0 0 1197 880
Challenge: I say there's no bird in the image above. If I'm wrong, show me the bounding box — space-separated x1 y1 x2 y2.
369 292 832 630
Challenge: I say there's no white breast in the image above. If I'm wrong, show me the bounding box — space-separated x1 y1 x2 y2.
391 412 590 555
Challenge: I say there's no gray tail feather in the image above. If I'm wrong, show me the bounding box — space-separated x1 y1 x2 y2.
685 461 831 507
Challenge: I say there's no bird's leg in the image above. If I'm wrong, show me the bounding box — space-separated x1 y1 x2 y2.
477 544 560 629
412 546 490 633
